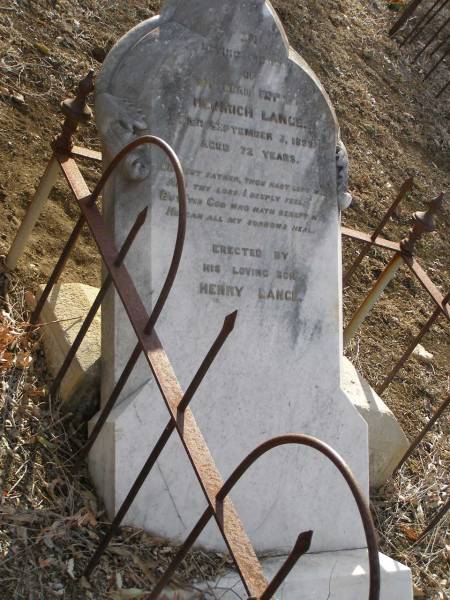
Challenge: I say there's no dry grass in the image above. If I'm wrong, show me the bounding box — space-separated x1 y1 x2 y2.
0 275 232 599
373 422 449 599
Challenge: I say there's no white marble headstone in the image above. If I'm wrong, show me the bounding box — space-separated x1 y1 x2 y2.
91 0 369 554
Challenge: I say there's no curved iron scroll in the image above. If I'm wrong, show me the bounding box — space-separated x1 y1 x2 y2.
218 435 381 600
77 136 187 461
151 434 380 600
90 135 187 332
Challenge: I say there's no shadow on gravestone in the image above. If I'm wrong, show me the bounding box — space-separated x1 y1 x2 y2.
90 0 369 556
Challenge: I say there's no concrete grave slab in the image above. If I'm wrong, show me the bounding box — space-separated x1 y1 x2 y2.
198 550 412 599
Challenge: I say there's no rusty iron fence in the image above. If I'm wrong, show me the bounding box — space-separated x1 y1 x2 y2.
3 69 449 593
3 73 381 599
342 182 449 542
389 0 450 97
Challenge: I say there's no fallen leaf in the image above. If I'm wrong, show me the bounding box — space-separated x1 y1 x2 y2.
15 352 33 369
24 291 35 308
400 524 419 542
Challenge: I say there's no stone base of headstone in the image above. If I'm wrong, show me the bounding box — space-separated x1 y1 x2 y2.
196 550 412 599
35 283 101 422
89 363 409 539
341 357 409 489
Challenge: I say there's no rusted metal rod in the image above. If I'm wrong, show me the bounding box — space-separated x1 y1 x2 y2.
429 33 450 57
55 147 270 595
342 227 400 252
259 531 313 600
6 72 94 271
413 15 450 61
76 136 187 461
400 0 441 45
403 256 449 320
177 311 237 413
343 177 413 286
417 496 450 542
70 146 102 162
153 435 380 600
84 310 238 580
371 178 414 237
424 44 450 79
30 216 86 325
343 253 403 346
52 70 94 154
87 135 188 333
78 344 140 461
218 436 380 600
49 208 148 399
393 395 450 476
5 158 61 271
390 0 425 36
436 79 450 96
148 508 213 599
84 421 174 580
80 310 237 463
402 0 448 46
378 291 450 394
344 194 443 346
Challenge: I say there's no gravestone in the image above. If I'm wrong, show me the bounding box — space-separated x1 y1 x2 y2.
90 1 412 596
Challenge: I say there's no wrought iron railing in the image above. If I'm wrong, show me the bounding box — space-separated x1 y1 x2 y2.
389 0 450 97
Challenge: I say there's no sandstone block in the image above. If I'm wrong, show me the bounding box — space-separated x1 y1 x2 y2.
36 283 101 421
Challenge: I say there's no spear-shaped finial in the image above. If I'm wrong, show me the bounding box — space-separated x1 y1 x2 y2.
52 70 95 154
400 192 445 256
61 69 94 124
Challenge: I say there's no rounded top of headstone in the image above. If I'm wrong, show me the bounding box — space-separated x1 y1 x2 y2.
162 0 266 21
160 0 284 46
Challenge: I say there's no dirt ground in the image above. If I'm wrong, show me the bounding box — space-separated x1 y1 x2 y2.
0 0 448 598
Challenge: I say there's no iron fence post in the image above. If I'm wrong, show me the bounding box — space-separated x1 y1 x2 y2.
389 0 425 36
343 177 413 286
417 496 450 542
343 253 404 346
5 158 61 271
393 394 450 476
5 71 94 271
343 194 443 346
377 291 450 394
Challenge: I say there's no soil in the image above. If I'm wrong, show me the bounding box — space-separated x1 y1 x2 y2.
0 0 448 598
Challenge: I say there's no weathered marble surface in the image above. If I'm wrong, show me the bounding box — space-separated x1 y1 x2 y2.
198 551 413 599
342 357 409 489
92 0 369 553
